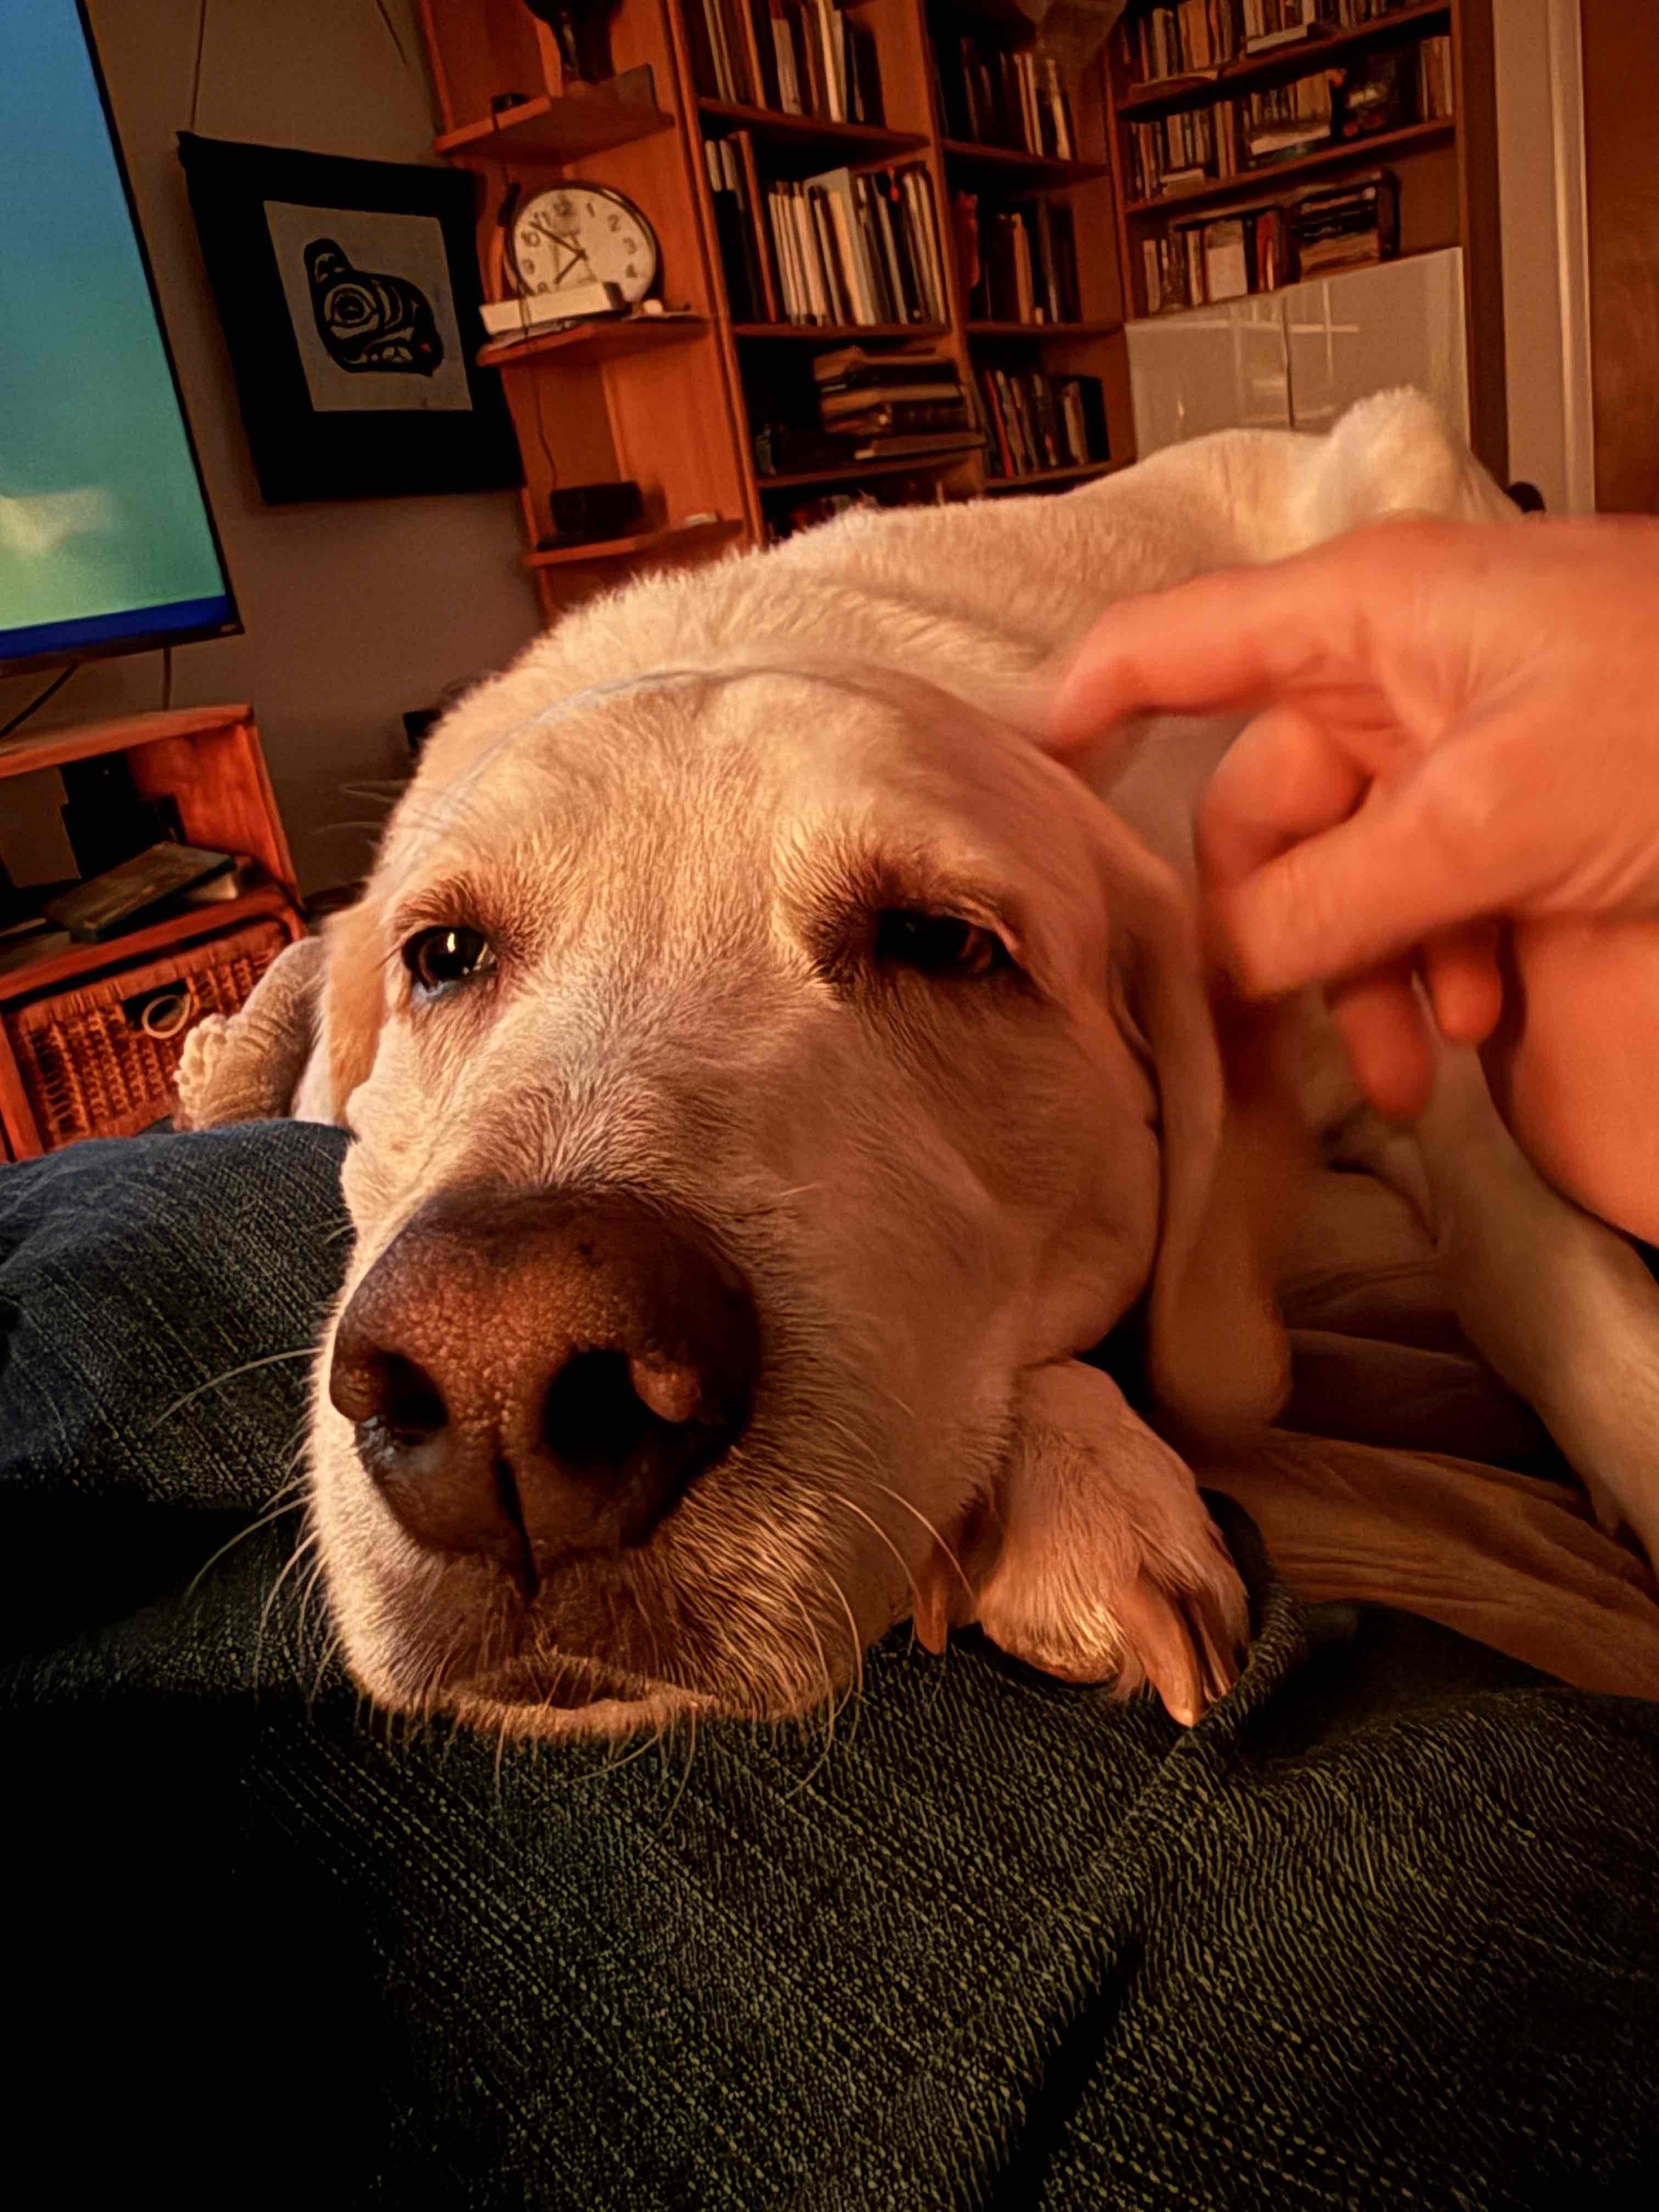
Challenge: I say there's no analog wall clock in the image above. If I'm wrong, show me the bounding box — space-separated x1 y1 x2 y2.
510 183 659 307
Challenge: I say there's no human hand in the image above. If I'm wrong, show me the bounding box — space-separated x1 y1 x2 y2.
1049 516 1659 1238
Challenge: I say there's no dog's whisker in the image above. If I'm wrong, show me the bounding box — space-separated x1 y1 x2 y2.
866 1478 977 1605
154 1348 317 1429
823 1570 866 1739
180 1483 309 1603
826 1491 923 1621
661 1709 699 1828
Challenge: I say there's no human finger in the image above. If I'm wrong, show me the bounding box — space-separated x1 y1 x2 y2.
1198 701 1372 891
1327 961 1437 1122
1047 538 1417 756
1421 921 1504 1045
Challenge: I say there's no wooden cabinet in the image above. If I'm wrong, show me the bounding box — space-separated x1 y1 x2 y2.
0 707 304 1159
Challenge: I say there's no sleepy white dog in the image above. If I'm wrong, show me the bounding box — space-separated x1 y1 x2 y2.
178 388 1659 1737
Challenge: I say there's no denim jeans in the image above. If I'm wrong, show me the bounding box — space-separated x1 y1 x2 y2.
4 1124 1657 2209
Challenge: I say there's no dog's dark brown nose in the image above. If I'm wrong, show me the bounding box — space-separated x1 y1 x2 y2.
329 1191 760 1586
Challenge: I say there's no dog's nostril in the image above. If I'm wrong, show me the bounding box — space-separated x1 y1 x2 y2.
541 1349 659 1471
378 1353 448 1447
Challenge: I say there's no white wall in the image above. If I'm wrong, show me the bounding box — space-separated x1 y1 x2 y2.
0 0 540 893
1492 0 1595 512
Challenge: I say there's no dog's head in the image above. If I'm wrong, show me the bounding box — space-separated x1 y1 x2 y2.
205 653 1279 1737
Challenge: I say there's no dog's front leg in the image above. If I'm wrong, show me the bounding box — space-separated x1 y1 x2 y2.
1408 1044 1659 1567
960 1361 1249 1726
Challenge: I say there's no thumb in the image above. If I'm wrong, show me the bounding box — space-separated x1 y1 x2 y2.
1214 764 1510 995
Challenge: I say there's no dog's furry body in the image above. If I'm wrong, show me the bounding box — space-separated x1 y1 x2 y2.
179 391 1659 1736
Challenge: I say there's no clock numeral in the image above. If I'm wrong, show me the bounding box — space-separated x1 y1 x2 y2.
608 213 620 231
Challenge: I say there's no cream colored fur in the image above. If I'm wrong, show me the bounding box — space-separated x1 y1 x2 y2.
176 388 1659 1734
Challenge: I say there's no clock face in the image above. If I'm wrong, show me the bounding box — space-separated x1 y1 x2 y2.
511 185 659 307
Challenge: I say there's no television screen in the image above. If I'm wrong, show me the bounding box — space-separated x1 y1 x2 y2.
0 0 238 675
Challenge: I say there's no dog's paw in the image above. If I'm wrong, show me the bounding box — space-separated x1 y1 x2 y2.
173 1013 232 1129
965 1360 1248 1725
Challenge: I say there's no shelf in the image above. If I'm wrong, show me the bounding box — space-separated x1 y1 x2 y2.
1125 119 1455 217
436 85 675 164
477 314 708 370
731 321 947 343
522 517 744 569
1116 2 1452 119
0 885 295 1003
698 100 927 161
939 138 1111 185
981 461 1120 494
966 320 1123 341
757 445 983 492
0 704 254 780
1131 240 1454 321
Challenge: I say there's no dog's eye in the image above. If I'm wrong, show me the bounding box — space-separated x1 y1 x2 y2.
874 909 1010 979
402 925 496 996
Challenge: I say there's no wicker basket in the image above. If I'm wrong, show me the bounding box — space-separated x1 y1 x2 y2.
5 915 294 1150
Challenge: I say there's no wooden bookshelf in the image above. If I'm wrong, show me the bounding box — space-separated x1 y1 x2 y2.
1120 116 1455 215
1103 0 1505 476
415 0 1134 592
1115 1 1452 116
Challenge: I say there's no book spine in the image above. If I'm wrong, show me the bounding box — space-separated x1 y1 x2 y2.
734 133 780 322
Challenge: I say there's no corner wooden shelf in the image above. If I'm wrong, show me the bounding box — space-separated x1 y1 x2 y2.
1116 2 1452 118
477 314 708 370
1122 117 1456 218
731 321 947 342
939 138 1111 184
696 99 927 159
757 446 983 492
967 320 1124 340
435 86 676 163
521 517 744 569
419 0 1136 584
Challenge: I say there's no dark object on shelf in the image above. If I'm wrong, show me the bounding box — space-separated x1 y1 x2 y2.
1288 170 1400 275
754 424 861 476
491 91 538 114
1508 480 1546 515
58 755 182 880
1336 48 1412 140
44 843 236 945
521 1 620 84
542 479 646 546
178 134 520 505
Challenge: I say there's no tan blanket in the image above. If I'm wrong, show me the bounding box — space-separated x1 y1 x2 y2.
1201 1330 1659 1700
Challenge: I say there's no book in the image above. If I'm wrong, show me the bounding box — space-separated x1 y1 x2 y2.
1202 216 1249 301
827 402 973 437
44 843 236 943
978 365 1107 479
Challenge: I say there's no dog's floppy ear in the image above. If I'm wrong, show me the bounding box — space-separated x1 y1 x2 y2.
315 889 387 1120
1116 882 1296 1440
173 891 387 1129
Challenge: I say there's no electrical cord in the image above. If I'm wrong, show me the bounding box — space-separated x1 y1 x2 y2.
0 663 80 743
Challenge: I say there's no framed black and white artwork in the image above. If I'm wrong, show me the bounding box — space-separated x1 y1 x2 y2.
179 134 520 504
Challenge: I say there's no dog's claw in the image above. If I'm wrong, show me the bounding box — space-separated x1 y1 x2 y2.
932 1361 1251 1726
